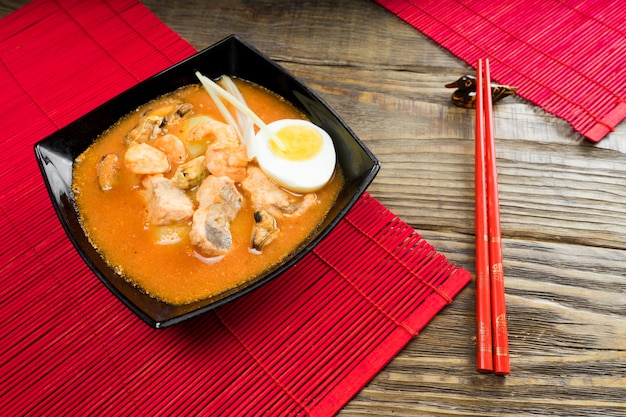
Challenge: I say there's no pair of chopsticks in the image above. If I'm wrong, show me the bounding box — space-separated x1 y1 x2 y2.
474 59 510 376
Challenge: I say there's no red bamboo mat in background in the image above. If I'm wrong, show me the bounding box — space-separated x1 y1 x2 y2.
375 0 626 143
0 0 471 415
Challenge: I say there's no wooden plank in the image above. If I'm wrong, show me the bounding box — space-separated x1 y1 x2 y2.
2 0 625 415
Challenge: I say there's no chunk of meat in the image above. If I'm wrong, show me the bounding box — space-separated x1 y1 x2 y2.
171 155 208 189
125 143 170 175
124 115 164 145
195 175 242 213
97 153 121 191
142 175 194 226
189 175 243 257
242 166 317 218
189 206 234 257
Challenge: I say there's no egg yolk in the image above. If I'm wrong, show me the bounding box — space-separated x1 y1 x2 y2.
269 125 323 161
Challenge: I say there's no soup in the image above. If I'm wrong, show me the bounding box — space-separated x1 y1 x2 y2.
72 78 343 305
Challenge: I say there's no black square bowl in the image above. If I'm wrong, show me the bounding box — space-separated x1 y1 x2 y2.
34 35 380 328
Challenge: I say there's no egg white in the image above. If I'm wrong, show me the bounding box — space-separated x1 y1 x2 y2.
255 119 336 193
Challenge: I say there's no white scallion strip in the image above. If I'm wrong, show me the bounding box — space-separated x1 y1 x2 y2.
195 71 286 152
203 80 242 139
221 76 256 159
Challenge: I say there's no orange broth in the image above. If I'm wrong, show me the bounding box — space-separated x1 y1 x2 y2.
72 80 343 305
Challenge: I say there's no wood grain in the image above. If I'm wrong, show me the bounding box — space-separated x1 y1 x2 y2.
2 0 625 415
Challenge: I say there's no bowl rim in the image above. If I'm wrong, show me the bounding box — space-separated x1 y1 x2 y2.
34 35 380 328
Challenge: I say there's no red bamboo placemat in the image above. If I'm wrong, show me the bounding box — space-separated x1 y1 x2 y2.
0 0 471 415
375 0 626 142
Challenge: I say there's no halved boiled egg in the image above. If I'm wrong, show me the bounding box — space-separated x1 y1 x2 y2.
255 119 336 193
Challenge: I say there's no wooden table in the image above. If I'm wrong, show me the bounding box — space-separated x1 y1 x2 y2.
2 0 625 415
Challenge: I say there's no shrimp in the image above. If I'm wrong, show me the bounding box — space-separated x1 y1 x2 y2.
186 118 249 182
152 133 187 165
187 118 238 143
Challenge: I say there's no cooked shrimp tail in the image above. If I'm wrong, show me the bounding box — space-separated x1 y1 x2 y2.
187 118 249 182
221 76 256 159
195 71 287 152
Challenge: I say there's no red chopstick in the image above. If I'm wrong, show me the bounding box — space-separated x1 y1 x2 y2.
474 59 493 373
476 58 510 375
